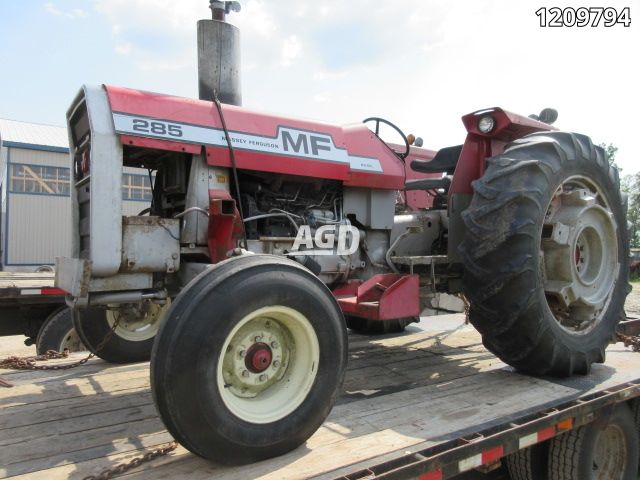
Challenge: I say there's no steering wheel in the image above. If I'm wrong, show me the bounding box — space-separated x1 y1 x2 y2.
363 117 410 160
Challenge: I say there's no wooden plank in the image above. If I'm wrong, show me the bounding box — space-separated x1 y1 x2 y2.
0 368 150 408
2 327 639 480
0 388 151 430
0 356 144 380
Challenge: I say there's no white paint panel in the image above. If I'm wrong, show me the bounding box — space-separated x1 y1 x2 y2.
20 289 41 295
458 453 482 471
518 433 538 449
112 112 383 173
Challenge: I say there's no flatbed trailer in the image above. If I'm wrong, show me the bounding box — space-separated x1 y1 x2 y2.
0 272 66 344
1 316 638 480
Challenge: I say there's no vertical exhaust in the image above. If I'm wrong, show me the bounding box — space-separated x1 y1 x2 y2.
197 1 242 106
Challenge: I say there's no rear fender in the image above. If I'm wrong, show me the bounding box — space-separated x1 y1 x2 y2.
450 107 557 196
447 108 556 262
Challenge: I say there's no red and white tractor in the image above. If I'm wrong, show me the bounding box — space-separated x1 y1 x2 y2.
56 2 629 465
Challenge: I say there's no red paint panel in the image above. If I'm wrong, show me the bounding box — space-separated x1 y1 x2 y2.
448 134 489 196
206 147 352 181
207 190 244 262
403 145 438 210
105 85 407 189
462 107 556 141
418 470 443 480
449 108 557 196
120 135 201 154
41 288 66 295
378 275 420 320
333 274 420 320
537 426 556 442
481 445 504 464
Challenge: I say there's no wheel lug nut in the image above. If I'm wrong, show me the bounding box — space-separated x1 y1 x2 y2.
272 360 280 368
259 374 267 382
238 350 246 357
255 336 262 342
241 370 249 378
271 341 279 349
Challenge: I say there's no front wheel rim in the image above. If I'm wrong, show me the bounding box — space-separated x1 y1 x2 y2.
106 299 171 342
542 176 619 335
217 305 320 424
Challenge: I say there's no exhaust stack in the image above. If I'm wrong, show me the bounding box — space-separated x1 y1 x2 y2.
197 1 242 105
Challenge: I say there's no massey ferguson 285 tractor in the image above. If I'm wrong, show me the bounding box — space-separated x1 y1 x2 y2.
56 2 629 465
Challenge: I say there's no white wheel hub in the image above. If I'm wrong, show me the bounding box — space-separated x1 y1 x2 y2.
217 305 320 424
542 178 618 334
59 327 85 352
106 299 171 342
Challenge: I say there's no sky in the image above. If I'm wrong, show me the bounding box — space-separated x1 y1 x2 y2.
1 0 638 173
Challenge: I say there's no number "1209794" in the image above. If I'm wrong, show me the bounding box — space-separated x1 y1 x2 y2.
535 7 631 27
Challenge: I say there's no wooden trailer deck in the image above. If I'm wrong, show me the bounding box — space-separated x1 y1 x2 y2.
1 315 639 480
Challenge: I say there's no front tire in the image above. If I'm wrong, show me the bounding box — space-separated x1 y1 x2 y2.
460 132 629 376
151 255 348 464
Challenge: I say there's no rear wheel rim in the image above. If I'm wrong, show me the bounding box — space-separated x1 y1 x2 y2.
592 424 627 479
542 176 618 335
217 305 320 424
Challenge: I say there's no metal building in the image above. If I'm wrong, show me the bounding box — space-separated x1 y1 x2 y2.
0 118 151 272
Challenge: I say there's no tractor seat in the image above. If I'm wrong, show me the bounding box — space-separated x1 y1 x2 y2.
411 144 462 175
405 177 451 191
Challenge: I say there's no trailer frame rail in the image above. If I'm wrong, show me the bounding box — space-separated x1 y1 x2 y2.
333 380 640 480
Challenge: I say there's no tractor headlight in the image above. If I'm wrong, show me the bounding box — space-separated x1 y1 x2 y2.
478 115 495 134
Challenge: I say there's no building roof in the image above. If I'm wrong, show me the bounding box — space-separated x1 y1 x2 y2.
0 118 69 153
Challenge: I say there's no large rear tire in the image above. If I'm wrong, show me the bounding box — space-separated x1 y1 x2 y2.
151 255 348 464
73 300 169 363
460 132 629 376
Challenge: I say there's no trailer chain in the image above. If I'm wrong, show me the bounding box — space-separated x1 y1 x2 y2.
617 332 640 352
82 441 178 480
0 316 121 372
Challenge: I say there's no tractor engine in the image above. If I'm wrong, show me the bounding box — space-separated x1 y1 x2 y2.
57 85 446 307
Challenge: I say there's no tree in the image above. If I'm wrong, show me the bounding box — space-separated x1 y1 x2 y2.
603 143 639 249
622 173 640 248
600 142 620 171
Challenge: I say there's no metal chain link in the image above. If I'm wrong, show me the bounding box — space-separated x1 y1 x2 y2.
82 441 178 480
1 314 178 477
617 332 640 352
0 315 121 372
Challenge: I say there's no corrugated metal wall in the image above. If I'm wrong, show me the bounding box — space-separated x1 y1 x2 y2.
7 194 71 265
9 148 62 166
2 147 152 271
